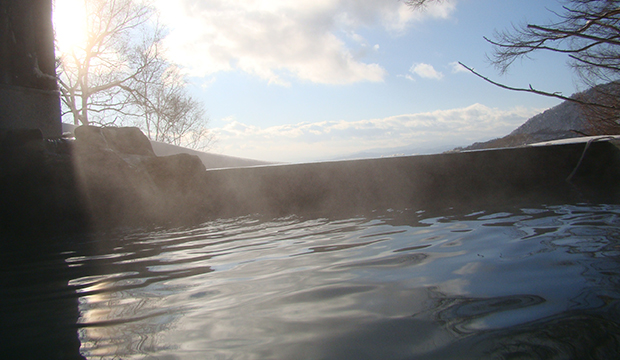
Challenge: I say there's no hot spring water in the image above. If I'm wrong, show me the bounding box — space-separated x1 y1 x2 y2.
3 203 620 359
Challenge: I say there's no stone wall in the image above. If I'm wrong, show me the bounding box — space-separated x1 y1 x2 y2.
2 126 620 238
0 0 61 138
203 140 620 219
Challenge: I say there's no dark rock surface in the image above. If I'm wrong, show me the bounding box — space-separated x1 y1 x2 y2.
62 122 273 169
74 125 156 156
149 139 274 169
72 126 214 229
0 128 88 237
1 126 215 237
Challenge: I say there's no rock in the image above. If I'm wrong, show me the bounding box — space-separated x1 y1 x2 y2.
74 125 155 156
71 125 211 228
1 125 215 235
0 130 89 238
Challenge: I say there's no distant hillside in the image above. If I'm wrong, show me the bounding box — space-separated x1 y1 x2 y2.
459 83 619 151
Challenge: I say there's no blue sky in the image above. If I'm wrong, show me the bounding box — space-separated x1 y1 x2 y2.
58 0 584 162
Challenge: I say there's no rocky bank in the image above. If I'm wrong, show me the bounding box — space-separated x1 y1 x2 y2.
1 126 216 238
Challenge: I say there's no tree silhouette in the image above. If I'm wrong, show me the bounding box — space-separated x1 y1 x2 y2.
407 0 620 134
56 0 213 149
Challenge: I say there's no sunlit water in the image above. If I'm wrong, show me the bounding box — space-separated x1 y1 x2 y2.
4 204 620 359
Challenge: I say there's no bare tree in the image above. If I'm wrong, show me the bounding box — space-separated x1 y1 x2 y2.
404 0 442 8
56 0 213 149
478 0 620 133
129 56 215 149
487 0 620 86
406 0 620 133
574 81 620 134
57 0 153 125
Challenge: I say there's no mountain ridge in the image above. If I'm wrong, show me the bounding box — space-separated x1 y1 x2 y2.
459 83 620 151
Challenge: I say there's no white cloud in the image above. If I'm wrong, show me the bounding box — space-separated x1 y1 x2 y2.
154 0 456 85
450 61 468 73
210 104 541 162
410 63 444 80
219 116 236 123
383 0 457 33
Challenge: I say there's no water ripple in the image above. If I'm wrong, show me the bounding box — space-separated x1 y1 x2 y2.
4 204 620 359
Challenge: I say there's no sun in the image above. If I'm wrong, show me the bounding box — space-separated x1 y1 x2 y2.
53 0 88 53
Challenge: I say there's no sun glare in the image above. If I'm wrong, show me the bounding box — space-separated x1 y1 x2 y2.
53 0 88 53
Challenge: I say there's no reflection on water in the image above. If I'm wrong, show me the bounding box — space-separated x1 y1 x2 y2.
3 204 620 359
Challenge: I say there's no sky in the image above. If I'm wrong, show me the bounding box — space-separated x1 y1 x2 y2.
55 0 583 163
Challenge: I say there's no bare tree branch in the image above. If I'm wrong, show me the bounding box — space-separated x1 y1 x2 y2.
404 1 620 134
404 0 442 8
458 62 619 110
484 0 620 83
56 0 214 149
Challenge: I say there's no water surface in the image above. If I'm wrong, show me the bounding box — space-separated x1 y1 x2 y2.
3 204 620 359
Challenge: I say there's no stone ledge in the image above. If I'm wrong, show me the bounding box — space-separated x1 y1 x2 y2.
2 126 619 240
